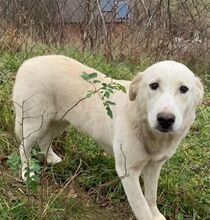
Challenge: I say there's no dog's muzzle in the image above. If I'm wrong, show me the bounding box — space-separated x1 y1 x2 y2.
156 112 175 132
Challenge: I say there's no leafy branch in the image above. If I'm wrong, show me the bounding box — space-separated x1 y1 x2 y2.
80 72 126 118
7 152 41 191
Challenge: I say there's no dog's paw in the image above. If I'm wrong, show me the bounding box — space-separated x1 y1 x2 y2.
150 206 166 220
153 213 166 220
47 154 62 164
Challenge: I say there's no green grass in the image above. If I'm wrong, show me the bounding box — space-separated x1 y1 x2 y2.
0 47 210 219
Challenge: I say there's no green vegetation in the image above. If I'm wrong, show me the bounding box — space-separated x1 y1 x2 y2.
0 48 210 219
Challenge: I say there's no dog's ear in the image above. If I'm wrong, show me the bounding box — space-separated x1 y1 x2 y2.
195 77 204 106
129 73 143 101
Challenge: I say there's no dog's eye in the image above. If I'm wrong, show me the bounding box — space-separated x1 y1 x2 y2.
149 83 159 90
180 86 189 94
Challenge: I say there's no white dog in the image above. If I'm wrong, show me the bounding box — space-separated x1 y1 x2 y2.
13 55 203 220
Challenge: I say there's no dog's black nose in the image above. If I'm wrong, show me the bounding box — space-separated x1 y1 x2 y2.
157 112 175 131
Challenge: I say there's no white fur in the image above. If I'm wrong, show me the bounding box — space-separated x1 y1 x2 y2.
12 55 203 220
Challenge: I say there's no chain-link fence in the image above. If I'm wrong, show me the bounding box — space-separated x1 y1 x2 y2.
0 1 210 219
1 0 210 67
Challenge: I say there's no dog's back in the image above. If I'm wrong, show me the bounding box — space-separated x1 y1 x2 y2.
12 55 128 152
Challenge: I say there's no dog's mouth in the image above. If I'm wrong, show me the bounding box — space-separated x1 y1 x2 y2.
155 126 173 133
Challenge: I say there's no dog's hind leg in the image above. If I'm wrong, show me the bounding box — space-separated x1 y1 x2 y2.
19 139 35 181
19 126 45 181
38 121 69 164
15 112 50 180
38 133 62 165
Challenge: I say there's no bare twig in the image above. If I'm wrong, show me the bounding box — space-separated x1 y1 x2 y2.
41 159 82 216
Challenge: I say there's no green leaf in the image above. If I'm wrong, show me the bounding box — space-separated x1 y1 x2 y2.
106 106 113 118
81 72 97 81
107 88 114 94
114 83 127 93
119 85 127 93
23 159 41 191
86 91 93 98
26 177 38 192
105 100 116 105
106 84 114 89
80 72 90 80
88 72 97 79
29 159 41 173
104 91 110 99
7 153 21 176
102 83 107 87
31 174 40 182
93 80 101 84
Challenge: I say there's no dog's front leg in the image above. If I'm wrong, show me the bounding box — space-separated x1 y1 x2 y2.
143 161 166 220
116 165 153 220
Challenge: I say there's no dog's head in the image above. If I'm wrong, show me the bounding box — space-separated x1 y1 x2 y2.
129 61 203 133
